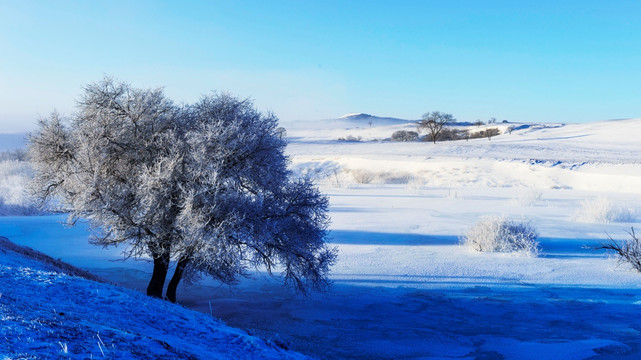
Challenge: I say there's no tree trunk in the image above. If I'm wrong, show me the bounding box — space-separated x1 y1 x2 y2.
147 249 170 299
166 257 189 303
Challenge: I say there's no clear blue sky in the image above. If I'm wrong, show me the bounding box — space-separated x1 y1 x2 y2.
1 0 641 132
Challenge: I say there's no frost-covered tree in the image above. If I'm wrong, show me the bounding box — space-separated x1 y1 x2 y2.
417 111 455 144
29 78 337 302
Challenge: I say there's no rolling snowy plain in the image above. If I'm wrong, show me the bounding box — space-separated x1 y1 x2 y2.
2 114 641 359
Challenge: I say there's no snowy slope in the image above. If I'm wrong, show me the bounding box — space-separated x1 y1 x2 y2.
286 117 641 193
0 236 308 360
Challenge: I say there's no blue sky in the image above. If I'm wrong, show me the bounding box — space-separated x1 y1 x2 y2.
1 0 640 132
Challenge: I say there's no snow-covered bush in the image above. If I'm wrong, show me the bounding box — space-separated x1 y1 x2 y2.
469 127 501 140
600 228 641 272
372 171 412 185
337 135 362 142
462 216 540 255
390 130 419 142
349 169 375 184
0 158 41 216
573 197 636 223
406 176 427 190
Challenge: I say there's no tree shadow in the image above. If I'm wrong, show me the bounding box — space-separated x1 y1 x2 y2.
328 230 458 245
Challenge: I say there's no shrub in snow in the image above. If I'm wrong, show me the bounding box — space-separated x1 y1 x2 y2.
438 128 468 141
390 130 419 142
573 197 636 223
0 159 41 216
372 171 412 185
349 169 375 184
462 216 540 255
337 135 362 142
469 127 501 140
29 77 337 302
405 176 428 190
600 228 641 273
275 126 287 139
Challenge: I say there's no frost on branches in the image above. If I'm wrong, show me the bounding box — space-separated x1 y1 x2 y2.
28 78 337 302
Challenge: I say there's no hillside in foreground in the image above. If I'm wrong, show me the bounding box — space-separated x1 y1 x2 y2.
0 236 308 360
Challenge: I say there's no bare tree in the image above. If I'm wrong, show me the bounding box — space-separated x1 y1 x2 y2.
417 111 455 144
599 228 641 272
29 78 337 303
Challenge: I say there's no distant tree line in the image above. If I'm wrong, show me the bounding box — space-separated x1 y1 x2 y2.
390 111 503 142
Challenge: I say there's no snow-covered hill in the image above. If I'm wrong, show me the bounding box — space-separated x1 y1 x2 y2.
0 236 308 359
285 117 641 193
281 113 417 141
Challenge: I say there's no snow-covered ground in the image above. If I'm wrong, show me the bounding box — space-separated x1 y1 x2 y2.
2 115 641 359
0 235 308 359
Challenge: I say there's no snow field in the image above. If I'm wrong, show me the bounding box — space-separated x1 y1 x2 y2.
3 117 641 359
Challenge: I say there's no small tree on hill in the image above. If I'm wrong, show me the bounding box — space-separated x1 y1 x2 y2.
417 111 455 144
29 77 337 303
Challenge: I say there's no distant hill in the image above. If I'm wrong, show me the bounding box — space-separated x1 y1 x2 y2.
337 113 417 126
283 113 416 131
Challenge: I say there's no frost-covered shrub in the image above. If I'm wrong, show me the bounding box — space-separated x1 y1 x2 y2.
337 135 362 142
470 127 501 140
372 171 412 185
320 169 355 188
349 169 375 184
573 197 636 223
28 78 336 302
0 159 41 216
390 130 419 142
462 216 539 255
445 188 462 200
600 228 641 272
438 128 468 141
